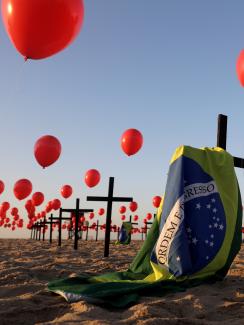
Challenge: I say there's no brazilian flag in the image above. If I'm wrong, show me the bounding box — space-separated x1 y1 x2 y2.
116 222 132 245
48 146 242 307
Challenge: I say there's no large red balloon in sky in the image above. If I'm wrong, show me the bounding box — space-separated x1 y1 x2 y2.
236 50 244 87
0 180 5 195
34 135 61 168
32 192 44 206
1 0 84 60
84 169 101 188
60 185 73 199
121 129 143 156
13 179 32 200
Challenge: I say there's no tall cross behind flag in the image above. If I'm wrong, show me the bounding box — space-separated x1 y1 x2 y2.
217 114 244 168
87 177 133 257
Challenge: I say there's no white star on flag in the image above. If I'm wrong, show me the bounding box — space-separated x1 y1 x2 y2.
176 256 181 261
211 198 216 203
213 208 217 213
206 256 209 260
196 203 201 209
192 237 198 244
210 241 214 247
210 234 214 238
219 224 224 230
209 224 212 228
205 239 209 244
186 227 192 233
206 204 211 209
214 223 218 228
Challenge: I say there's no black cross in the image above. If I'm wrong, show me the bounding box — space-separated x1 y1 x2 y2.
52 198 93 250
87 177 133 257
217 114 244 167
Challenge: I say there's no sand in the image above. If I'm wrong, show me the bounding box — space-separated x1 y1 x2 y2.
0 238 243 325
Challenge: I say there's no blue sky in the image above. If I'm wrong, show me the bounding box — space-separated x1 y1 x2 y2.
0 0 244 238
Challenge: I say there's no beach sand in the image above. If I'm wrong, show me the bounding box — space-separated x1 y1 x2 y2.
0 238 243 324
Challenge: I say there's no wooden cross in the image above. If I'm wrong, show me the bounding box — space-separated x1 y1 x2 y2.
52 198 93 250
87 177 133 257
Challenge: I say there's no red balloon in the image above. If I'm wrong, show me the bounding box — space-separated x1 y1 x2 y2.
121 215 126 221
98 208 105 216
153 196 161 208
119 206 126 214
84 169 101 188
121 129 143 156
89 212 95 220
129 201 138 212
52 199 61 210
133 215 139 221
34 135 62 168
1 202 10 212
146 213 152 220
32 192 44 206
61 185 73 199
11 207 18 216
236 50 244 87
13 179 32 200
0 180 5 195
1 0 84 60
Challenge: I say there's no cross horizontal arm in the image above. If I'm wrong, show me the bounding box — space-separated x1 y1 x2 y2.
233 156 244 168
111 197 133 202
51 217 71 221
61 208 94 213
86 196 108 201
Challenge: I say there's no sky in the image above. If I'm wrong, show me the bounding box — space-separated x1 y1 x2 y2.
0 0 244 239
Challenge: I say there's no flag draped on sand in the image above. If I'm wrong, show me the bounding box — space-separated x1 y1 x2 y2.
116 222 132 245
48 146 242 307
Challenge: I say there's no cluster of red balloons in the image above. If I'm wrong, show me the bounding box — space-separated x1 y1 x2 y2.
0 201 23 230
1 0 85 60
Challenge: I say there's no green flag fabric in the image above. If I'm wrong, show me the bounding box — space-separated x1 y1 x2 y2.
48 146 242 307
115 221 132 245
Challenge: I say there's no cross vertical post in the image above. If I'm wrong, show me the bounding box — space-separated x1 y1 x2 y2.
217 114 227 150
58 208 62 246
42 217 46 241
74 198 80 250
49 214 53 243
96 220 99 241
